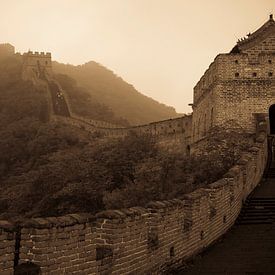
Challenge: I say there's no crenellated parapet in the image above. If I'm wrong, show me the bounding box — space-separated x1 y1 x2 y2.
22 50 52 81
23 51 51 58
0 125 267 274
191 15 275 143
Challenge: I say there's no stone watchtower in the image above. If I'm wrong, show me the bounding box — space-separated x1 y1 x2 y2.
22 51 52 80
191 14 275 143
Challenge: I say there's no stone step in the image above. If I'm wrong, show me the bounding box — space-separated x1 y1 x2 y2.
175 159 275 273
237 193 275 224
238 213 274 219
246 197 275 200
236 219 273 225
243 205 275 209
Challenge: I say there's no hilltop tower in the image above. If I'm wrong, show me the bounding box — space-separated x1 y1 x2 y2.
191 14 275 143
22 51 52 80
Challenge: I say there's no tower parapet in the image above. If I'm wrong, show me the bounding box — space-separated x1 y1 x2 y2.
22 49 52 81
23 51 51 58
191 15 275 143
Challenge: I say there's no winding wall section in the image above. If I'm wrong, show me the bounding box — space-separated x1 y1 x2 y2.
0 125 267 274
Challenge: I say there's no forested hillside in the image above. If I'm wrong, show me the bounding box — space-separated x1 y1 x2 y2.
55 73 129 126
52 61 180 125
0 54 253 220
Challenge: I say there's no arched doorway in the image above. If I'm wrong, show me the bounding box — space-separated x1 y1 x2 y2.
269 104 275 134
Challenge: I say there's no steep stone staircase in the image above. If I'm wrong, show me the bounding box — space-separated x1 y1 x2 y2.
174 140 275 274
47 80 70 117
37 69 71 118
236 197 275 225
236 163 275 225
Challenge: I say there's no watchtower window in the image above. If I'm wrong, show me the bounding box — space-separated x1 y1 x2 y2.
268 60 272 64
45 61 48 65
268 72 273 77
234 60 239 64
235 72 239 77
252 72 257 77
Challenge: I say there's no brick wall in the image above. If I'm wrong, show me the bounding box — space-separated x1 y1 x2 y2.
18 215 97 274
22 52 52 69
0 127 267 274
192 52 275 142
215 53 275 133
53 114 192 154
238 27 275 63
0 221 16 275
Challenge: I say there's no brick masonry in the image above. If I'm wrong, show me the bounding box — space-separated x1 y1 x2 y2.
50 17 275 154
1 16 274 274
9 16 275 156
0 125 267 274
192 16 275 144
0 221 16 275
53 114 193 155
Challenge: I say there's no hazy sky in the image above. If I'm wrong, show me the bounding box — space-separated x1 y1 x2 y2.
0 0 274 113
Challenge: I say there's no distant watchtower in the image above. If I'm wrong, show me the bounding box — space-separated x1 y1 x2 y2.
22 51 52 80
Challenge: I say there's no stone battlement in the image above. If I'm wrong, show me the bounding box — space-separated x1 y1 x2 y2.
55 113 192 154
23 51 51 57
191 15 275 143
0 126 267 274
22 49 52 82
193 53 275 106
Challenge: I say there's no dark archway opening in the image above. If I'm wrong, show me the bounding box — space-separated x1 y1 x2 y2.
269 104 275 134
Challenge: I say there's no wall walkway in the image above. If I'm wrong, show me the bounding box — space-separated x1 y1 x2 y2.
175 151 275 274
0 126 268 274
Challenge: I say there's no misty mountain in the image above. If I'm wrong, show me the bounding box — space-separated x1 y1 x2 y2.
54 73 130 126
52 61 180 125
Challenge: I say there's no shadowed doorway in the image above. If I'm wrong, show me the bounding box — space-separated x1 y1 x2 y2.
269 104 275 134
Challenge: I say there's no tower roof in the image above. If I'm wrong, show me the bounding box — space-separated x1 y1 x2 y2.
230 14 275 53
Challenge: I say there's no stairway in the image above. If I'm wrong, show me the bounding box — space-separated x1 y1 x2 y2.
236 138 275 225
174 138 275 274
265 167 275 178
237 197 275 225
47 81 70 117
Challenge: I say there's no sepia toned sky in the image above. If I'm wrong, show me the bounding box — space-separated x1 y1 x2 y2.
0 0 274 113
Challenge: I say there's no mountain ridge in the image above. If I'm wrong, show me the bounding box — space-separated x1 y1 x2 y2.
52 60 181 125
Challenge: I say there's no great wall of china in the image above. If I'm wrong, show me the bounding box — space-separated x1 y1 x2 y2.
0 15 275 274
0 120 268 274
